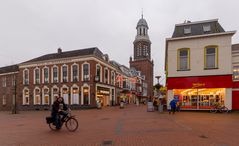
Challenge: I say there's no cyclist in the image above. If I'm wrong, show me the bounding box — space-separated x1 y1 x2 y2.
51 96 68 129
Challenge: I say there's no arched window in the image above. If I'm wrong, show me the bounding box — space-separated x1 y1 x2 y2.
34 87 41 105
72 64 79 82
43 67 49 84
96 64 102 82
82 63 90 81
23 88 30 105
71 84 79 105
52 66 58 83
34 68 40 84
62 85 69 104
104 68 109 84
42 86 49 105
82 85 90 105
51 86 59 104
62 65 68 82
23 69 29 85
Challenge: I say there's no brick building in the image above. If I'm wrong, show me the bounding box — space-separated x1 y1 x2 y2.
0 47 145 111
130 15 154 97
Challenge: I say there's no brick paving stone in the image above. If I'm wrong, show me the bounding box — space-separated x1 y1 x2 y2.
0 104 239 146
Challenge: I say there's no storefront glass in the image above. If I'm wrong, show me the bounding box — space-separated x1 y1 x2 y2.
173 88 225 109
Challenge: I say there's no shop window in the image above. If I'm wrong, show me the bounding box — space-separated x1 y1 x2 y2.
52 66 58 83
52 86 59 104
177 48 190 71
23 69 29 85
83 63 89 81
34 68 40 84
62 65 68 82
83 86 89 105
2 95 6 105
233 66 239 80
204 46 218 69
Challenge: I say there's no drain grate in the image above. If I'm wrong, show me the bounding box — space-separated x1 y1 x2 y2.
199 135 208 139
102 140 113 146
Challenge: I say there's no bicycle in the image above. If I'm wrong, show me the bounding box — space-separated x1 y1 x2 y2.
210 105 229 113
46 109 78 132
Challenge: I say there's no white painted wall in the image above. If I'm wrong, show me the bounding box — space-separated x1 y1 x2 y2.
167 35 233 77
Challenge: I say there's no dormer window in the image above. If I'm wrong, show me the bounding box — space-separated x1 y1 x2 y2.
184 26 191 34
203 24 211 32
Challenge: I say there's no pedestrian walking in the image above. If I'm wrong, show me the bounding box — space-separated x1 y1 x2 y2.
169 99 177 114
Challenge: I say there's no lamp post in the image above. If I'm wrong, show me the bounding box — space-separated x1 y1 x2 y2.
155 76 161 85
12 74 17 114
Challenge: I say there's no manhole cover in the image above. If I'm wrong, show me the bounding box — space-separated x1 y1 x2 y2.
199 135 208 139
102 140 113 145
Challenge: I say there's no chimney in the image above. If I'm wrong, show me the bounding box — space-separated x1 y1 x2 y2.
58 48 62 54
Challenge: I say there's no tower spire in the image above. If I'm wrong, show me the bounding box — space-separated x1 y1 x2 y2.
141 8 143 18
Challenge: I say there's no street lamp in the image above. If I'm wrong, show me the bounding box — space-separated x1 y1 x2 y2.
12 74 17 114
155 76 161 85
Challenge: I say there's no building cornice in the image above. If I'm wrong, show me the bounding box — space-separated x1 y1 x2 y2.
19 56 117 71
166 31 236 41
0 71 18 76
175 19 219 26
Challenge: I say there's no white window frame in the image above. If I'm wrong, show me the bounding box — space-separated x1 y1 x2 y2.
42 66 49 84
71 63 79 82
203 24 211 32
96 64 102 82
81 84 90 105
61 85 69 104
23 68 29 85
34 87 41 105
34 67 40 84
22 87 30 105
184 26 191 34
51 85 59 104
61 64 68 83
71 84 79 105
52 65 59 83
104 68 109 84
82 62 90 81
42 86 49 105
111 71 115 85
2 95 6 105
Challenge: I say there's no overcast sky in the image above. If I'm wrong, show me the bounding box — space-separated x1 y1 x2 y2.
0 0 239 84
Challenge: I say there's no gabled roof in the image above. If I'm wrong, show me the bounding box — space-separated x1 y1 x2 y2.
172 19 225 38
0 64 19 74
22 47 104 64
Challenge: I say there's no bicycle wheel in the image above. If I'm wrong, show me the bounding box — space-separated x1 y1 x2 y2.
65 117 78 132
49 123 58 131
210 107 217 113
221 107 229 113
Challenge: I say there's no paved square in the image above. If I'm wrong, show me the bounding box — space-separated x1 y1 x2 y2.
1 105 239 146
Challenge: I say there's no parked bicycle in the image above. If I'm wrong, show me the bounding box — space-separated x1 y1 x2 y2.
210 105 229 113
46 109 78 132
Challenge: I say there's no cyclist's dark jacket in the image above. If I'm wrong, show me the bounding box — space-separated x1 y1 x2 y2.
51 99 68 115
